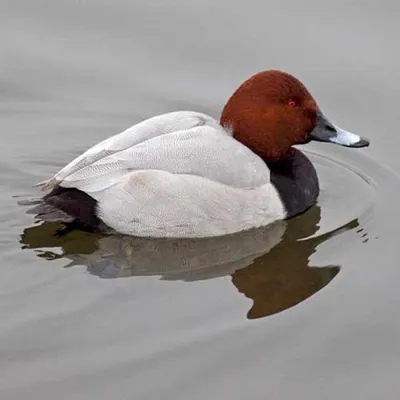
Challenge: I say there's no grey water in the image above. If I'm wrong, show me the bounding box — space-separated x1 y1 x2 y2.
1 1 400 399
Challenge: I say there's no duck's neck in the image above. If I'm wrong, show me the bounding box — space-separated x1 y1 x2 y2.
266 149 320 219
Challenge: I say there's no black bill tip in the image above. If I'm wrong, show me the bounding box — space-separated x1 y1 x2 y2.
347 138 370 148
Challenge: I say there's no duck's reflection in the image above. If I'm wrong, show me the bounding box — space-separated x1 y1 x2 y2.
20 206 358 319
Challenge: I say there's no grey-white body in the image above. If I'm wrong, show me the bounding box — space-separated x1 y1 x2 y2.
38 111 286 237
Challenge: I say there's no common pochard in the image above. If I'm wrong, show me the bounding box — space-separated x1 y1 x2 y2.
31 70 369 237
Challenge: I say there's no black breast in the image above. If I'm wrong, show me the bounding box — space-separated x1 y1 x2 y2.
267 149 319 219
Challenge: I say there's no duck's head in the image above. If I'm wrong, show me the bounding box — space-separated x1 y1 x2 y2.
220 70 369 161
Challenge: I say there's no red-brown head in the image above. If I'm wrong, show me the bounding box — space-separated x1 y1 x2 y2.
220 70 369 161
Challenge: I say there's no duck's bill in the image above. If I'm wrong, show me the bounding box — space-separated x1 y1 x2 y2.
310 111 370 148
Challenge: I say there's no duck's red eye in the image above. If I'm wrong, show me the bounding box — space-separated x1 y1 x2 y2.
288 100 296 107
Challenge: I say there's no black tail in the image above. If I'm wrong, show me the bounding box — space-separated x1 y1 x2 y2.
21 187 102 232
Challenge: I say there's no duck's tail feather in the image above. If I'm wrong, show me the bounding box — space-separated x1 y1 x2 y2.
26 203 75 223
19 187 102 231
33 178 58 191
17 198 42 207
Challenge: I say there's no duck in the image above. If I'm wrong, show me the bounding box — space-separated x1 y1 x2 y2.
29 70 369 238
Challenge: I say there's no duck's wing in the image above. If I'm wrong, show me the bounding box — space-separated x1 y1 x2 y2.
40 112 271 193
37 111 222 190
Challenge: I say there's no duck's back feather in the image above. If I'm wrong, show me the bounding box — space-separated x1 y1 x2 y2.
40 112 270 194
37 111 224 190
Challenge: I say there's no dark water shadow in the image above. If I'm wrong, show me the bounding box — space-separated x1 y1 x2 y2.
232 207 357 319
20 206 358 319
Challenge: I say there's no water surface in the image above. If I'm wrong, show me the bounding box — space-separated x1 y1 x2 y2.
1 1 400 399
